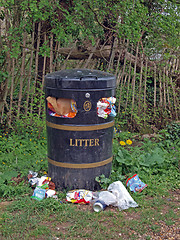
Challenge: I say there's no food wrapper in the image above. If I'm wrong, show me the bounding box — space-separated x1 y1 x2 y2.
97 97 116 119
126 174 147 193
31 187 46 201
47 97 77 118
66 189 93 204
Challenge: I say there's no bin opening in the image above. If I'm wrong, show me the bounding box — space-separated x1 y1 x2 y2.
97 97 116 119
46 96 77 118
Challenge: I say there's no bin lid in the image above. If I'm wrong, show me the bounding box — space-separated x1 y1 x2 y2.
45 69 116 90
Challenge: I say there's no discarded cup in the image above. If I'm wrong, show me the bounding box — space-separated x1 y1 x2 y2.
93 200 107 212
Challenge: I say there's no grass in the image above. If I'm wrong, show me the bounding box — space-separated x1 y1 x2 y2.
0 121 179 239
0 190 179 239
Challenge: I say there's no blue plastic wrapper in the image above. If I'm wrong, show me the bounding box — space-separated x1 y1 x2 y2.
31 187 46 200
126 174 147 193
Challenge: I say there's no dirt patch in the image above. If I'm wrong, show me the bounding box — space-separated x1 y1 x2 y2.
0 201 11 210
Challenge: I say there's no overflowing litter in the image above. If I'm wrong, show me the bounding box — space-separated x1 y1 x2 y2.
93 200 107 212
126 174 147 193
66 189 93 204
28 171 56 201
28 171 142 211
65 181 138 212
107 181 138 210
97 97 116 119
46 96 77 118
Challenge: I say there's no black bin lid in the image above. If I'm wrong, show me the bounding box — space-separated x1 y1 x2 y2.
45 69 116 90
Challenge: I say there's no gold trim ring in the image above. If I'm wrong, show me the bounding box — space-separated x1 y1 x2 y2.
48 156 113 169
46 120 114 131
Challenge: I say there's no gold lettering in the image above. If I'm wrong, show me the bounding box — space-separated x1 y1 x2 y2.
69 138 100 147
89 139 94 146
78 139 83 146
70 139 75 146
95 138 100 146
84 139 88 147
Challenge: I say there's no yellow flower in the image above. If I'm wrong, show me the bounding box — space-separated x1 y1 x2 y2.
30 139 32 141
3 162 5 164
120 141 126 146
126 139 132 145
41 159 43 162
44 171 47 174
36 161 38 164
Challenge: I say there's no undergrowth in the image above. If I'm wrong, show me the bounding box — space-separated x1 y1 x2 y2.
0 120 179 199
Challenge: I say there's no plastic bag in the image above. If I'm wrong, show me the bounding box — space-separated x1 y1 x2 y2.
126 174 147 193
107 181 138 210
66 189 93 204
95 191 117 206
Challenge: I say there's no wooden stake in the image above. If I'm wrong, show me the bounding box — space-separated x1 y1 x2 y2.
159 69 163 107
131 42 139 119
17 32 26 119
163 67 167 109
50 33 53 73
138 53 143 112
143 59 147 113
25 25 35 116
38 33 47 117
8 58 15 126
30 22 41 116
153 64 157 110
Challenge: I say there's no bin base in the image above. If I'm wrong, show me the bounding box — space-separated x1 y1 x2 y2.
48 162 112 191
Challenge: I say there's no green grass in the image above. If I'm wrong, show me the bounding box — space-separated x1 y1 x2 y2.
0 121 179 239
1 191 179 239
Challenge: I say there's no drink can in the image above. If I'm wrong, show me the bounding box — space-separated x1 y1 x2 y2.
93 200 107 212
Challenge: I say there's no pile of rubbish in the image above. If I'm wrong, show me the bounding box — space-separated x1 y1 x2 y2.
28 171 147 212
28 171 57 201
66 176 147 212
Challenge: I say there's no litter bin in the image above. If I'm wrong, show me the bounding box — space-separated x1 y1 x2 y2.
44 69 116 190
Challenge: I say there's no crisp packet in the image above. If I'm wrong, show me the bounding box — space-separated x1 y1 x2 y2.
66 189 93 204
126 174 147 193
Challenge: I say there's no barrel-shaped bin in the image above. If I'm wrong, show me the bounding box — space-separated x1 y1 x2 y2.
44 69 116 190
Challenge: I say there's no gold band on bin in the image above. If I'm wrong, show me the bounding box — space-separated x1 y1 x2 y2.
46 120 114 131
48 156 113 169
